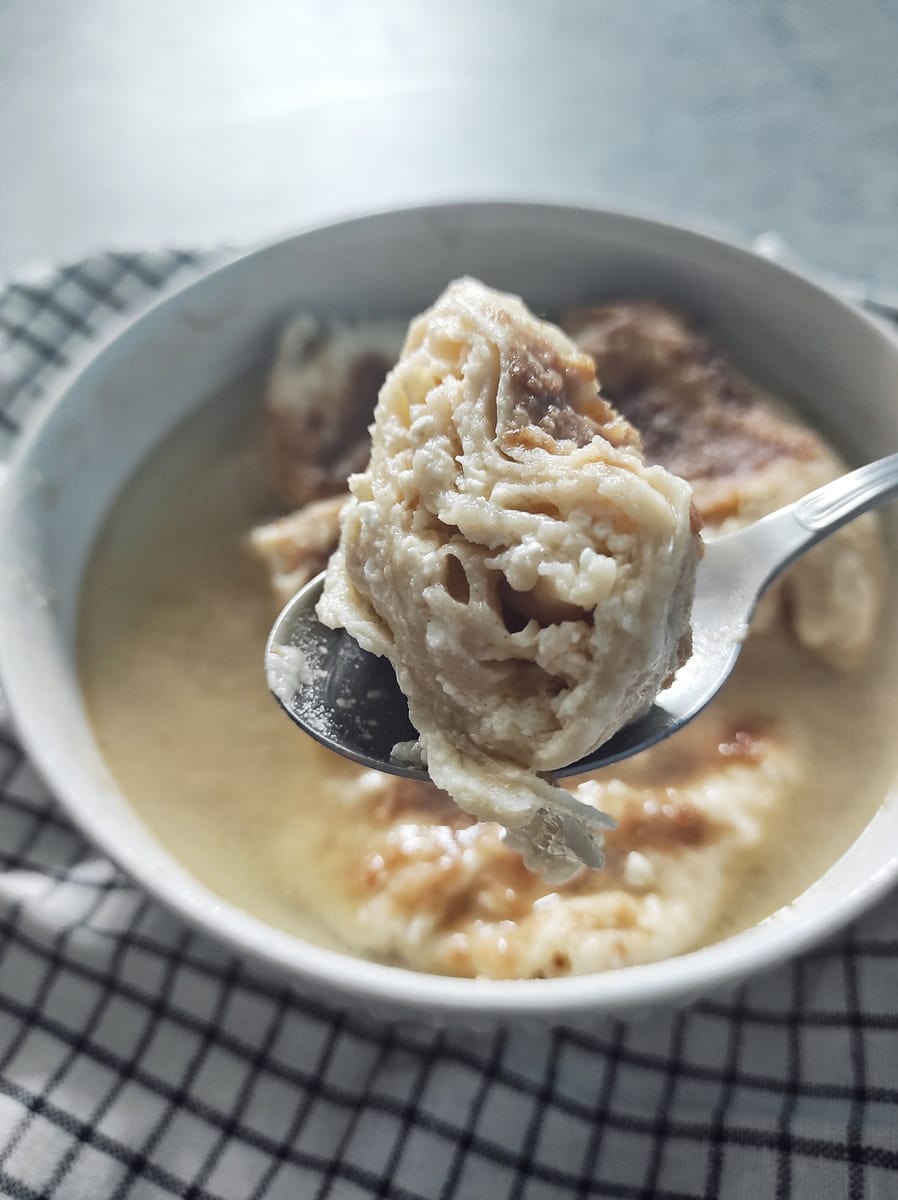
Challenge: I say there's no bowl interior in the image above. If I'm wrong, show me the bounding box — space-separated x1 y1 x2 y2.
2 202 898 1022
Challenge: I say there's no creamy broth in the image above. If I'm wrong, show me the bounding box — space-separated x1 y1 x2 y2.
79 379 898 969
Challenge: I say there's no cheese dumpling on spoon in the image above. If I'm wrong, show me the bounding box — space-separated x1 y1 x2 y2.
318 279 702 880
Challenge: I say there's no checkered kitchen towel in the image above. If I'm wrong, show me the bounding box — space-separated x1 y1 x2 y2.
1 250 898 1200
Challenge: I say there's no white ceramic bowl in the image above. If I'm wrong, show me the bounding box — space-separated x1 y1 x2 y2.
1 203 897 1026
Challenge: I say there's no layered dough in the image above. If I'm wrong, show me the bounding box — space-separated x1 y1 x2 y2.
270 707 797 977
317 280 702 880
265 314 404 508
564 302 885 667
249 494 347 602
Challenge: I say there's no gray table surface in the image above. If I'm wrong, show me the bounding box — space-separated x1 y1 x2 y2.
2 0 897 288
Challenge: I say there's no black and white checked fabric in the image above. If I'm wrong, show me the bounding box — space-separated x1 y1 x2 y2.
1 251 898 1200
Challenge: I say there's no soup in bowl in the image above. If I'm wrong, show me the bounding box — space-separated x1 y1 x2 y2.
1 204 897 1024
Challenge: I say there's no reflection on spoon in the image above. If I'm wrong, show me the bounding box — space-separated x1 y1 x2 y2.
266 452 898 780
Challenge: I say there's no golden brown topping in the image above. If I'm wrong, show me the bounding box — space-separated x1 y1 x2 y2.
504 338 631 450
607 798 712 854
371 777 471 827
716 721 774 762
563 300 885 669
608 715 776 790
564 302 821 486
564 301 706 392
265 316 404 508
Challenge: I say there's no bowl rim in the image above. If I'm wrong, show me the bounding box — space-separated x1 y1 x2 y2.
2 198 898 1018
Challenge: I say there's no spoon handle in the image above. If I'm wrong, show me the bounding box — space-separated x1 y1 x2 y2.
794 451 898 534
706 450 898 600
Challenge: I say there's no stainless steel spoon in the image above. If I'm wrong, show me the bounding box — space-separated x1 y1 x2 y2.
266 451 898 780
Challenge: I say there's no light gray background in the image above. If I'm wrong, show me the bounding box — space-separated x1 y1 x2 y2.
2 0 896 283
